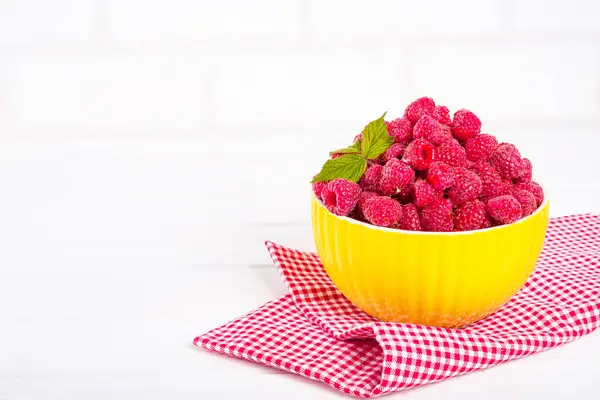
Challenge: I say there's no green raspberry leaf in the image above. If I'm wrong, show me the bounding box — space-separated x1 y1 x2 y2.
311 154 367 183
329 139 362 156
361 112 393 159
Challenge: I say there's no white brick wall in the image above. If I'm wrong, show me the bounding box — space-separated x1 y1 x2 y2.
0 0 598 266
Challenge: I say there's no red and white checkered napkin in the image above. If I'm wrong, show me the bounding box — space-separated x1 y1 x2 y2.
195 214 600 398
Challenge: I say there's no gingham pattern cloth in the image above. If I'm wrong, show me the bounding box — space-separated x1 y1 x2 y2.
194 214 600 398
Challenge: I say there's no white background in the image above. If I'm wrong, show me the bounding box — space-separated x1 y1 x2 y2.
1 1 600 399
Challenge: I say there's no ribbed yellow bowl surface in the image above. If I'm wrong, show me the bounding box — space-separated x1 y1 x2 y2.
311 195 550 328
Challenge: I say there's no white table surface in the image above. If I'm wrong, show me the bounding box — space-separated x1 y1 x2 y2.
1 141 599 400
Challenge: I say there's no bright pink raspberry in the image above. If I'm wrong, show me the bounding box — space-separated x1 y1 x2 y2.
359 164 383 192
420 199 454 232
434 139 466 167
433 105 451 125
413 115 452 145
448 167 482 205
402 138 435 171
386 117 413 145
515 181 544 207
465 134 498 162
355 191 378 220
380 159 415 196
454 199 487 231
514 158 533 183
414 179 442 209
490 143 524 179
513 189 537 217
362 195 403 227
320 179 362 216
312 179 327 200
394 182 414 204
379 143 405 163
451 109 481 141
470 161 503 197
427 161 455 191
404 97 436 124
399 203 422 231
487 195 522 225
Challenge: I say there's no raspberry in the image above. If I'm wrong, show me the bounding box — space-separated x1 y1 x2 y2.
394 182 414 204
470 161 503 197
454 199 487 231
465 134 498 162
321 179 362 216
355 191 378 220
490 143 524 179
448 167 482 205
402 138 435 171
434 139 466 167
399 203 422 231
500 178 514 195
451 109 481 141
420 199 454 232
386 117 413 144
312 179 327 200
481 213 493 229
379 143 405 163
362 195 403 227
487 195 522 225
414 179 442 209
513 189 537 217
404 97 436 124
380 159 415 196
514 158 532 183
433 105 451 125
427 161 455 191
515 181 544 207
413 115 452 145
359 164 383 192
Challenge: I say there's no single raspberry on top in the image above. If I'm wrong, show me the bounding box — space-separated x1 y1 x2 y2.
433 105 451 125
362 195 403 227
399 203 422 231
454 199 487 231
465 134 498 162
386 117 413 145
427 161 454 191
420 199 454 232
448 167 482 205
402 138 435 171
487 195 522 224
359 164 383 192
515 181 544 206
404 97 436 124
413 115 452 145
321 179 362 216
490 143 524 179
413 179 442 209
380 158 415 196
451 109 481 141
434 139 467 167
513 189 537 217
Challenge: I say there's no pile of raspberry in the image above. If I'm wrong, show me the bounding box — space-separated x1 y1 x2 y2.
312 97 544 232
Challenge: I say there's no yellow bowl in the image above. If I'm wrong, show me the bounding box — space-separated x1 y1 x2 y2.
311 194 550 328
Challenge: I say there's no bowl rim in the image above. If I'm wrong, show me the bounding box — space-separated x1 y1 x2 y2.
312 184 549 236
